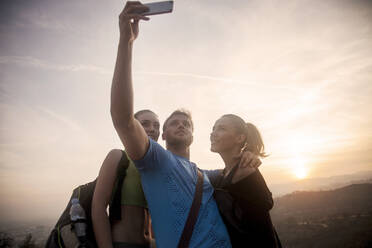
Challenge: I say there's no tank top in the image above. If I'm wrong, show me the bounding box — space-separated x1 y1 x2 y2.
117 160 147 207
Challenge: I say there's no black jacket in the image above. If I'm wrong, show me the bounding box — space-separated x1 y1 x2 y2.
210 168 281 248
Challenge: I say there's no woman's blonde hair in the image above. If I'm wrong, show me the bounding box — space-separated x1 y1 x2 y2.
222 114 268 158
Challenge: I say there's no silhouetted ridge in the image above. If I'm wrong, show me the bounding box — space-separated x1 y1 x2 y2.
273 183 372 216
271 183 372 248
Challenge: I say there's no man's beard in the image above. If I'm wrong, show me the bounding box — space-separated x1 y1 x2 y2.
166 135 192 148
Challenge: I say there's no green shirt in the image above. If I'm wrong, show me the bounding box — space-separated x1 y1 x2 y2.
118 160 147 207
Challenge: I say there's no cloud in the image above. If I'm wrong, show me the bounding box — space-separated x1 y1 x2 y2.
17 10 75 33
0 102 85 148
136 71 241 83
0 0 83 34
0 56 111 74
36 107 83 132
134 70 305 92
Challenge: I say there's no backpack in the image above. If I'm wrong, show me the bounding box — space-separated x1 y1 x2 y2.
45 151 129 248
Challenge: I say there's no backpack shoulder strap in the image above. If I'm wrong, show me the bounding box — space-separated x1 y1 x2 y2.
178 169 204 248
109 150 130 221
116 150 130 177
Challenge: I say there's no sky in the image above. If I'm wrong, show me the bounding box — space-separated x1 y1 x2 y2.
1 0 372 222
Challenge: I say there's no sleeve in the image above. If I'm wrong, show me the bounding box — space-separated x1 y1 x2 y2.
226 169 274 212
203 169 223 188
133 138 170 171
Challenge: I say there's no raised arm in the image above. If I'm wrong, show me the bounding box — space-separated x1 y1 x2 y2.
111 1 150 160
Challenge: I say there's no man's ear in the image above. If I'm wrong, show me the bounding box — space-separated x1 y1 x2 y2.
162 132 166 140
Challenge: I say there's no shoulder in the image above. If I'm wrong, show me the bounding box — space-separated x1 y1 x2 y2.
93 150 125 205
203 168 223 177
106 149 124 161
203 169 223 187
148 138 166 153
139 138 170 161
99 149 124 175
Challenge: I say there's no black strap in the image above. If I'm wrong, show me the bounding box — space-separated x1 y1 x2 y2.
178 169 204 248
109 150 130 221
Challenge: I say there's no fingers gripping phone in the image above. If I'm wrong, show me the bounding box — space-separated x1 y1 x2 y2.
144 1 174 16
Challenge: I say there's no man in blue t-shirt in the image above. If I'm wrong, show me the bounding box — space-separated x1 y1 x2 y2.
136 111 232 248
110 2 232 247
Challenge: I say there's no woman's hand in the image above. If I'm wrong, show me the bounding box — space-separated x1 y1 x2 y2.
119 1 149 43
232 150 261 184
238 149 261 169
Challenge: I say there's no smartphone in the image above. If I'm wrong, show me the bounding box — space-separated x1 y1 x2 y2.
144 1 174 16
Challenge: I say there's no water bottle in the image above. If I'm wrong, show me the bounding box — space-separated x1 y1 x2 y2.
69 197 87 244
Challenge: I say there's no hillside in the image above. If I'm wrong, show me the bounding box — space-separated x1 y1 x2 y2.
269 171 372 196
271 183 372 248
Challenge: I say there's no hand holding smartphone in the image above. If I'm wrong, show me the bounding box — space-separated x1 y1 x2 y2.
143 1 174 16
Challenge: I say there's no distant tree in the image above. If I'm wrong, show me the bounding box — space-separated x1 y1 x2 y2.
0 232 14 248
18 234 36 248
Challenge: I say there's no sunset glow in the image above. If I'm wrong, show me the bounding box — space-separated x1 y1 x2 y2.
290 156 309 179
1 0 372 223
294 166 308 180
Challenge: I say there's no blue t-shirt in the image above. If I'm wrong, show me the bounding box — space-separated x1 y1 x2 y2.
134 139 232 248
203 169 222 184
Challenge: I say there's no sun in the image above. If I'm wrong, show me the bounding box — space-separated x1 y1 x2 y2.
294 166 308 179
285 133 315 180
291 156 308 179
